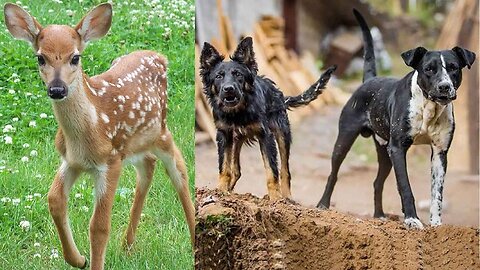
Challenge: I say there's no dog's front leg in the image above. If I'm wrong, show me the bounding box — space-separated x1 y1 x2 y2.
89 158 121 270
48 161 86 268
388 142 424 229
430 146 447 226
229 138 244 191
217 130 233 192
259 131 282 200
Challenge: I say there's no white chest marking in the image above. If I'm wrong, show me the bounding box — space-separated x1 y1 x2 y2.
408 71 453 148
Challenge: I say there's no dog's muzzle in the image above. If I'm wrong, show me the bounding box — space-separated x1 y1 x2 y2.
221 85 240 106
431 83 456 105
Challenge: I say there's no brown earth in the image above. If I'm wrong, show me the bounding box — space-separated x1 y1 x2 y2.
196 106 479 227
195 188 479 270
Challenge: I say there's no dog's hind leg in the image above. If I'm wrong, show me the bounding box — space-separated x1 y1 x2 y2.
373 139 392 218
317 123 361 208
229 138 244 191
275 129 292 199
259 131 282 200
217 130 233 192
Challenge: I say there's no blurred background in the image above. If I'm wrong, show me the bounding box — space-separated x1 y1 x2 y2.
195 0 479 226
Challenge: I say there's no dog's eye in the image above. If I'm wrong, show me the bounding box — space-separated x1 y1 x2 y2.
424 66 434 74
37 55 46 66
447 63 457 72
215 74 223 80
71 55 81 65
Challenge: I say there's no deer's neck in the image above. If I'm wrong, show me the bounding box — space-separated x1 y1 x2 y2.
51 71 98 140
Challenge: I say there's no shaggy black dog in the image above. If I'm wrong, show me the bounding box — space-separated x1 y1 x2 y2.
200 37 336 199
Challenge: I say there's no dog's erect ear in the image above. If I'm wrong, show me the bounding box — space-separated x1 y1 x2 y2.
200 42 224 72
452 46 476 69
401 47 428 68
232 37 258 73
4 3 42 45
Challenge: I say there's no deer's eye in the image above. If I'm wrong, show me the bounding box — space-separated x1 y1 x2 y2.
71 55 80 65
37 55 45 66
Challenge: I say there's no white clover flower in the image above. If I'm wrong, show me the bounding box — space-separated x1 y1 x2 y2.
3 125 14 133
12 198 20 205
74 193 82 199
29 121 36 127
33 253 41 258
13 78 20 83
25 92 32 97
66 10 74 16
1 197 11 203
19 220 31 230
23 143 30 148
12 117 19 122
50 249 59 259
8 89 15 94
4 136 13 144
40 113 48 119
33 193 41 198
30 150 38 157
35 174 42 178
21 156 29 162
81 206 89 212
25 195 34 201
34 242 40 247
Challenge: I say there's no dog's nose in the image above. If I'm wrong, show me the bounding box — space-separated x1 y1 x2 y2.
48 85 67 99
223 85 234 93
437 83 451 94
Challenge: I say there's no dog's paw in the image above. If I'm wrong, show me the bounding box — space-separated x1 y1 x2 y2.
404 217 424 230
430 218 442 227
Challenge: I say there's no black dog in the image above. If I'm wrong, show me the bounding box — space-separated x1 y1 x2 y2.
200 37 336 200
318 10 475 229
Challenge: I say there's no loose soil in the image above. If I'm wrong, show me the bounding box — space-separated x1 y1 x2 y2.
195 188 479 270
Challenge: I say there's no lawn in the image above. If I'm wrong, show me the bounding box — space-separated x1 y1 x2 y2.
0 0 194 269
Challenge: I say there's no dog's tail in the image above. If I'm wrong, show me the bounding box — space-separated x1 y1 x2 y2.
353 9 376 82
285 65 337 109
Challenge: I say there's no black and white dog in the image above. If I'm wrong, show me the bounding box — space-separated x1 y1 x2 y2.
200 37 336 200
317 10 475 229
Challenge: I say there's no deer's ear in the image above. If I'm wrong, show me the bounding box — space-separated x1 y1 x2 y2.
4 3 42 44
75 3 112 43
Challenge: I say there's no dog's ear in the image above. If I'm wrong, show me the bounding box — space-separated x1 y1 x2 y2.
401 47 428 68
232 37 258 73
200 42 224 72
452 46 476 69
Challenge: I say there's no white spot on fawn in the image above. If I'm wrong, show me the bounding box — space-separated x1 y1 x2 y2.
100 113 110 124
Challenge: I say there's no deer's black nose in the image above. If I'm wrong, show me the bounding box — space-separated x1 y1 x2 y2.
47 79 68 100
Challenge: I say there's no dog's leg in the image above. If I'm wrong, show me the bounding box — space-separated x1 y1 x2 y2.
229 138 244 191
388 141 423 229
90 158 122 270
373 140 392 218
430 145 447 226
318 128 360 208
275 130 292 198
48 161 86 268
217 130 233 192
259 131 281 200
123 154 156 250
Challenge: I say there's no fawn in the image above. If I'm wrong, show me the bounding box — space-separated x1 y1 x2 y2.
4 3 195 269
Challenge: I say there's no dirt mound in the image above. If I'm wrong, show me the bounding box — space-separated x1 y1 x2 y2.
195 188 479 270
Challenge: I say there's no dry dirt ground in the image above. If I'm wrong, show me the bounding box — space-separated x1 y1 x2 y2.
195 106 479 227
195 188 479 269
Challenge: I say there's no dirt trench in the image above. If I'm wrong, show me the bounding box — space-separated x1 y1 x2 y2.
195 188 479 270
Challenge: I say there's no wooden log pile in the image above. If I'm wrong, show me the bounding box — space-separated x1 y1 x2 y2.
195 9 347 144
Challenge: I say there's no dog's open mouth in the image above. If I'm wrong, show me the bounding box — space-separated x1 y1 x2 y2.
223 95 239 106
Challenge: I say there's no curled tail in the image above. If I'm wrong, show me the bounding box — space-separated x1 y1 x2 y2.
285 65 337 108
353 9 376 82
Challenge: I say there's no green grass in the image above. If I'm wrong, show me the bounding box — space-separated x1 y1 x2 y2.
0 0 194 269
